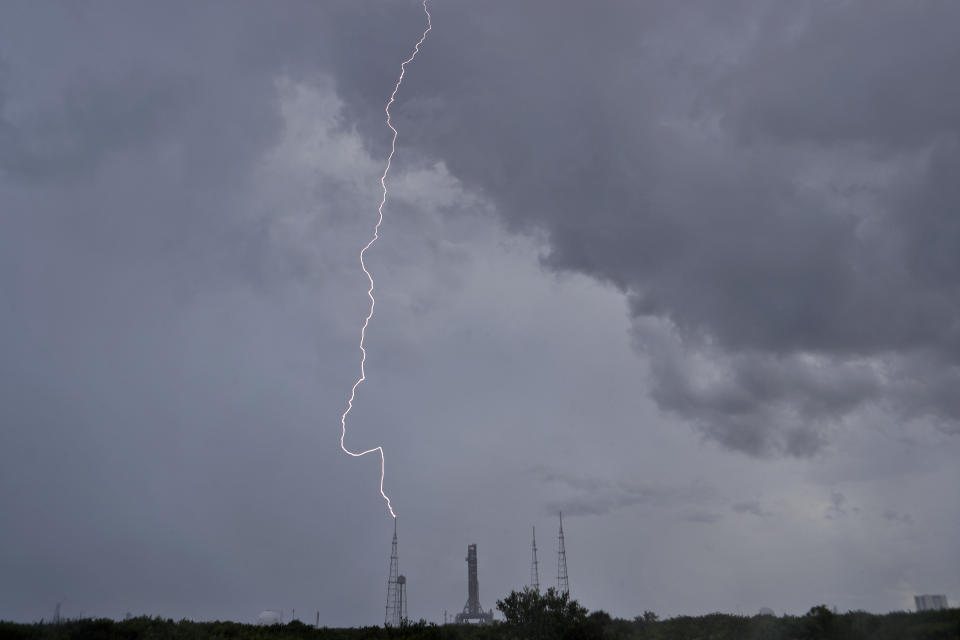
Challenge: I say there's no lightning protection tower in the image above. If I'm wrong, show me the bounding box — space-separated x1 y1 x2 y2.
455 544 493 624
556 513 569 596
385 520 404 626
530 526 540 592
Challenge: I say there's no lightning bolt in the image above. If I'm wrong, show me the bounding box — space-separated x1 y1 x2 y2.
340 0 432 519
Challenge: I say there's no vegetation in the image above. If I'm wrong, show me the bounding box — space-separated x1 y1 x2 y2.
496 587 587 639
2 598 958 640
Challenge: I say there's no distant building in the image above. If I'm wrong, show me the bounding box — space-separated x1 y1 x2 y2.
758 607 775 616
914 595 948 612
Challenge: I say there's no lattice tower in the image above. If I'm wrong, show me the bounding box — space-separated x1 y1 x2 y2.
530 526 540 592
385 520 402 626
556 513 569 596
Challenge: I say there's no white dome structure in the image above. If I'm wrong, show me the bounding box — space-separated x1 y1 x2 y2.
257 610 283 625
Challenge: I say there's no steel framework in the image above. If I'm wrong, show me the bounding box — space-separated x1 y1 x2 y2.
556 513 569 596
385 520 404 626
454 544 493 624
530 526 540 592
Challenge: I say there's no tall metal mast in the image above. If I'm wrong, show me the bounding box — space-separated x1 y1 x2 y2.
385 519 402 626
556 513 569 596
530 526 540 592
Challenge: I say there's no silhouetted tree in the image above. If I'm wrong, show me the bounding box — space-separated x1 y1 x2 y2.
800 604 837 640
496 587 587 640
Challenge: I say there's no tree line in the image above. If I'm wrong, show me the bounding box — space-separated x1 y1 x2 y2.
2 589 958 640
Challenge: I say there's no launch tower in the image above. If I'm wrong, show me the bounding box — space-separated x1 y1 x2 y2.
455 544 493 624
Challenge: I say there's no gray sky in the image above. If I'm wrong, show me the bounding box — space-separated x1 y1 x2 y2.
2 0 959 626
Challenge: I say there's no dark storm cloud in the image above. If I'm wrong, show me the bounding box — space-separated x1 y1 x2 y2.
711 2 960 150
318 0 960 455
639 341 882 456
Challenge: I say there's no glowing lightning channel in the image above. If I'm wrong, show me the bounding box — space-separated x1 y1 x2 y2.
339 1 432 520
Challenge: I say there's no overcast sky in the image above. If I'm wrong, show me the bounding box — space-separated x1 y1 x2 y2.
2 0 959 626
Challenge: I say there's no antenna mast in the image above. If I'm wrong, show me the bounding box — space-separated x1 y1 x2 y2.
530 526 540 592
556 513 569 596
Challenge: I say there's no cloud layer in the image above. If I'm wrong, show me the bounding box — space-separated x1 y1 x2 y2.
326 0 960 457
